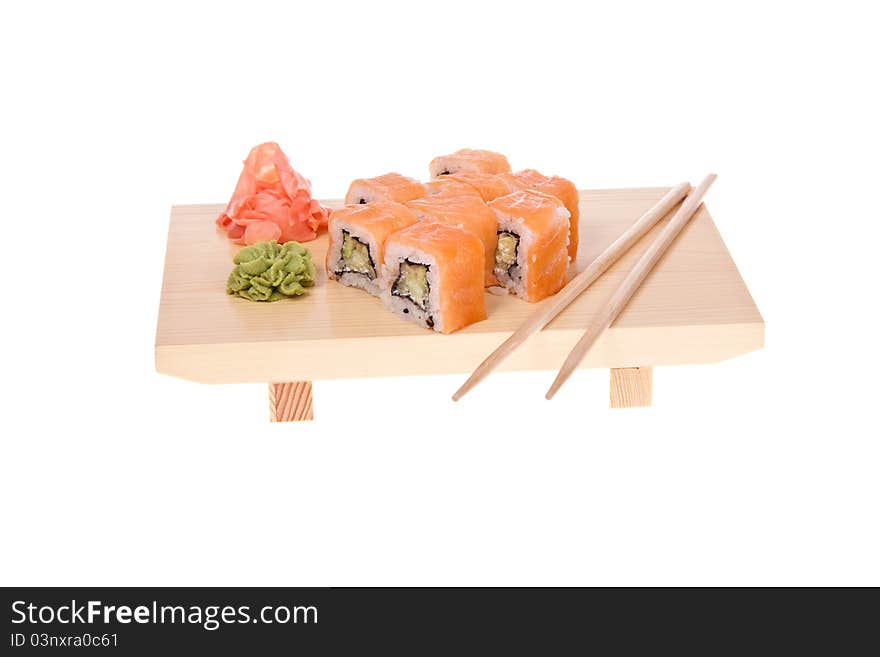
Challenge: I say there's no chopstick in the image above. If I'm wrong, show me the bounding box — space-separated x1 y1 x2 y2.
545 173 717 400
452 182 692 401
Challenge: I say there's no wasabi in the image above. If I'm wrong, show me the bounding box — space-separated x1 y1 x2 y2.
226 240 316 302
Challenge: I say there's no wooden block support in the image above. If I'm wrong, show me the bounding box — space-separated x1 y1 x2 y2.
269 381 314 422
609 367 652 408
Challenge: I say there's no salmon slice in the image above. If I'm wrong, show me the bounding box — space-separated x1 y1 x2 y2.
345 173 426 205
440 171 516 202
429 149 511 179
422 177 484 198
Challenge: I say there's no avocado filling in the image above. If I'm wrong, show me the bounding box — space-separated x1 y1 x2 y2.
392 259 430 310
337 230 376 279
495 231 520 275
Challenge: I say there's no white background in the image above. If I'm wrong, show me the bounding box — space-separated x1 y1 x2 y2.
2 1 878 585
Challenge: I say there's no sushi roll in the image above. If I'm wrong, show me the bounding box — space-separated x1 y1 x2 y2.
345 172 426 205
405 193 499 287
326 202 418 296
488 190 571 303
429 149 511 179
380 222 487 334
501 169 580 262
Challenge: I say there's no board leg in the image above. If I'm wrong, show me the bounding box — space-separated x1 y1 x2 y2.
609 367 652 408
268 381 314 422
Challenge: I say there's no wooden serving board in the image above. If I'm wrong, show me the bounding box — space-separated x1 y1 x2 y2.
155 188 763 418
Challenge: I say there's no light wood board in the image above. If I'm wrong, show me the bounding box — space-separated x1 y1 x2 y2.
155 188 763 383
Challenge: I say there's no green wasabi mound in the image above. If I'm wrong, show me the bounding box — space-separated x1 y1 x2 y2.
226 240 316 302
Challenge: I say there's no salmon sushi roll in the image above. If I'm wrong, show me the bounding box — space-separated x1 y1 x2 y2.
326 202 418 296
488 191 571 303
345 172 426 205
380 222 486 334
501 169 580 262
405 193 499 286
429 149 511 179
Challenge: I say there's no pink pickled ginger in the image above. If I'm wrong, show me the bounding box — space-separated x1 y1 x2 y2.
216 142 328 245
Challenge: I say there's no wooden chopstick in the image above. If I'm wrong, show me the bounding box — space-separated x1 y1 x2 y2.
452 182 692 401
545 173 717 400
